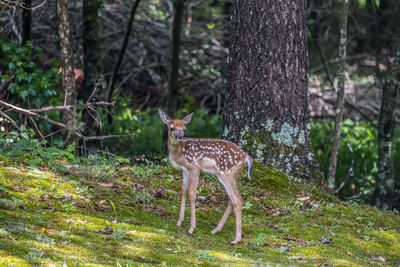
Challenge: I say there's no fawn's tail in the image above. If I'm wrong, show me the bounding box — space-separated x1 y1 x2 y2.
245 155 253 180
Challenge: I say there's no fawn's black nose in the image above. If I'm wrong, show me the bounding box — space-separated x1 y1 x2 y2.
176 132 183 140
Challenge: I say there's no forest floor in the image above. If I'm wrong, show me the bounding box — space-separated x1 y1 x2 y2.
0 156 399 266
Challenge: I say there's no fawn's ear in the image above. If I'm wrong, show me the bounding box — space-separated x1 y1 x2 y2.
159 109 172 125
182 113 193 124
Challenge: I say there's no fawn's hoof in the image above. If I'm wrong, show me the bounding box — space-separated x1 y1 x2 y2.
188 228 195 235
211 228 220 235
230 238 241 245
176 221 182 227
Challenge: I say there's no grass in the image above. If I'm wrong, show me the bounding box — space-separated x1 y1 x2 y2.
0 158 399 266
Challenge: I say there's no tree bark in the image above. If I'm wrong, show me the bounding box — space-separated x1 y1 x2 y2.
57 0 78 148
21 0 32 45
166 0 185 116
82 0 101 142
224 0 322 181
373 33 400 210
327 0 349 193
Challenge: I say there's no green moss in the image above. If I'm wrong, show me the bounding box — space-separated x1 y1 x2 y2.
249 161 291 192
0 160 399 266
233 129 322 182
0 155 9 162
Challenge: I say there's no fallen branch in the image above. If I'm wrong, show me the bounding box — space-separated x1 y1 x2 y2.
83 133 135 141
29 101 115 113
0 100 37 116
0 109 21 132
0 100 134 142
29 116 44 139
344 99 377 126
40 129 63 141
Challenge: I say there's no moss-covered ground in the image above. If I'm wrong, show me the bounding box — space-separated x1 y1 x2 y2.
0 159 399 266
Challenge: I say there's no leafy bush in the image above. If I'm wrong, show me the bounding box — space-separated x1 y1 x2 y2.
0 39 61 108
310 119 400 203
0 127 77 167
0 40 65 146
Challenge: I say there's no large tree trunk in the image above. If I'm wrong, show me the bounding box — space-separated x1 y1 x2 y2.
82 0 101 144
373 33 400 210
224 0 321 181
327 0 349 193
166 0 185 116
57 0 78 147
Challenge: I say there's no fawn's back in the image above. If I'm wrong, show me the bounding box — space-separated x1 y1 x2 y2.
173 137 251 178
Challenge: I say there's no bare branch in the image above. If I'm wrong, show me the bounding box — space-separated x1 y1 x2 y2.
0 99 134 142
0 100 37 116
0 0 47 10
83 133 135 141
29 116 44 139
29 101 115 113
0 109 21 132
39 129 62 140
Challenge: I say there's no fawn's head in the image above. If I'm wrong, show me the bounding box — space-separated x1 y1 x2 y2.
159 109 193 141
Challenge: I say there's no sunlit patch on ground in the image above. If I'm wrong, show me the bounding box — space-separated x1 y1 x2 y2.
1 162 399 266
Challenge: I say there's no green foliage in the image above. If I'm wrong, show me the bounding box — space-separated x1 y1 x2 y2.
102 107 222 156
0 128 78 168
24 249 45 265
0 39 61 108
310 119 400 203
196 250 215 261
254 232 267 247
110 227 127 241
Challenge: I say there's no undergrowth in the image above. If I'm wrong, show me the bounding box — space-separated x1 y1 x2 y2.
0 145 399 266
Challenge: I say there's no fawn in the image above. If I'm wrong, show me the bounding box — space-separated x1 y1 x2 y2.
159 109 253 244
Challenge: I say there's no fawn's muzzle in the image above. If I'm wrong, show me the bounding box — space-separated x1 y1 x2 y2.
176 132 184 140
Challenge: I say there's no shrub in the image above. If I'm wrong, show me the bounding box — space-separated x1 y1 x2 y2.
310 119 400 204
0 39 61 108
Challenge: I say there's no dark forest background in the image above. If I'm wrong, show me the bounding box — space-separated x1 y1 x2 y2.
0 0 399 209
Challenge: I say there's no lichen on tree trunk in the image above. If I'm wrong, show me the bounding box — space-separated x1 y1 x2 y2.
224 0 322 181
57 0 78 148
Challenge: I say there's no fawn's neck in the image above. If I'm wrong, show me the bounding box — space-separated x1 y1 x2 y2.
167 136 183 157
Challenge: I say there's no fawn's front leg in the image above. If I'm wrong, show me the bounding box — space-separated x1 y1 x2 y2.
176 170 189 227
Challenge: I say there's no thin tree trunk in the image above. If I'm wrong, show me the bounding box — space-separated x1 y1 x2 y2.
373 33 400 210
166 0 184 116
82 0 101 143
107 0 141 123
21 0 31 45
224 0 322 181
57 0 78 148
222 1 232 48
327 0 349 193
